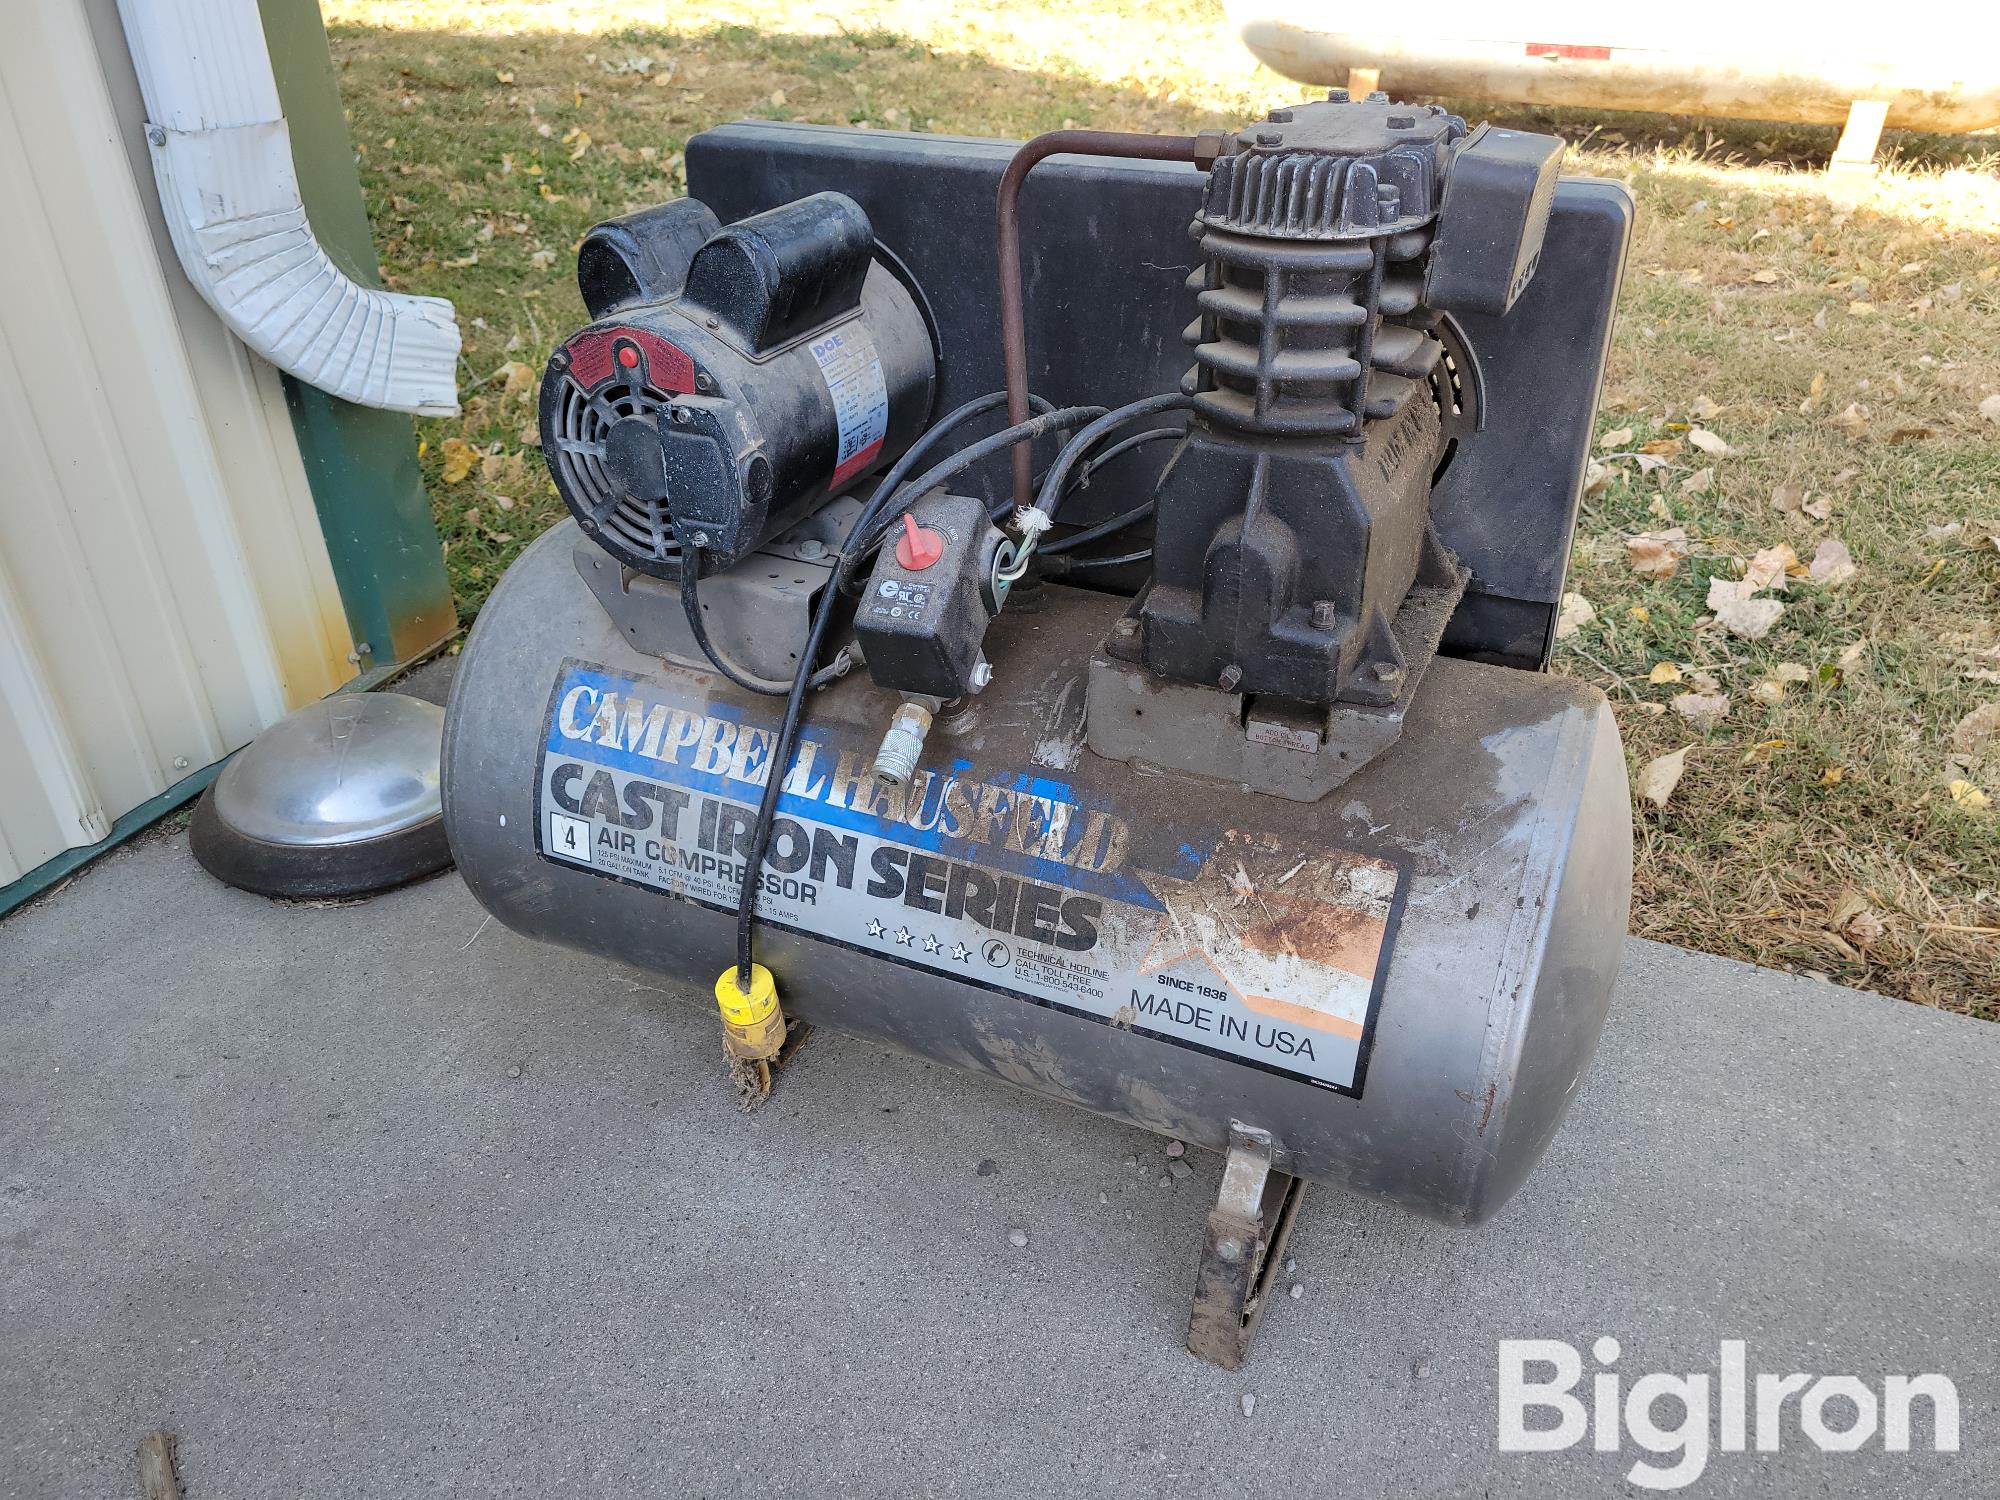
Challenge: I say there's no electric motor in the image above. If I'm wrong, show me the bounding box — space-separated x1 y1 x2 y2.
539 191 936 574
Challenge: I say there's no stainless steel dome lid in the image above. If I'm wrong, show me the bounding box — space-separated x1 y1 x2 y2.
191 693 452 897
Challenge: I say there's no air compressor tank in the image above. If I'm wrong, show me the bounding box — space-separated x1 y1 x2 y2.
441 520 1631 1224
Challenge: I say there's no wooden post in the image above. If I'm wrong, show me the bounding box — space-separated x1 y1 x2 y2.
1830 99 1889 178
138 1431 181 1500
1346 65 1381 100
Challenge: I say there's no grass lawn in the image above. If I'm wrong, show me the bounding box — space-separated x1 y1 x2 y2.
323 0 2000 1013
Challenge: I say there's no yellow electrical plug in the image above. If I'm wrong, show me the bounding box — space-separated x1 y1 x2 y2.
714 962 787 1099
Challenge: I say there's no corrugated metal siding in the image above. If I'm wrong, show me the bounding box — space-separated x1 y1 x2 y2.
0 0 354 885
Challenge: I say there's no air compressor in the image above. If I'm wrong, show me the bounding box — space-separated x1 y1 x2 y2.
442 93 1634 1367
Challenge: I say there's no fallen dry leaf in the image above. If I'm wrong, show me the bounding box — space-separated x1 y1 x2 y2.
1979 393 2000 424
1808 537 1858 586
1962 520 2000 553
498 360 535 395
1637 746 1690 809
1556 592 1596 639
1770 479 1806 513
1714 595 1786 640
1818 765 1845 786
1596 426 1635 451
1803 494 1834 521
1649 661 1683 684
1750 268 1780 284
1583 459 1613 497
1707 576 1753 608
1626 529 1688 579
1953 702 2000 755
1680 467 1714 495
1688 395 1721 420
1798 373 1827 415
1886 425 1936 445
439 437 477 484
1750 678 1785 706
1831 893 1885 948
1744 543 1800 593
1950 779 1992 812
1671 692 1730 728
1639 437 1685 458
1829 403 1869 436
1687 427 1731 459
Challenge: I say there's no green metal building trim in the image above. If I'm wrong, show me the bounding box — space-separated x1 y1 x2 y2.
0 763 226 921
259 0 458 672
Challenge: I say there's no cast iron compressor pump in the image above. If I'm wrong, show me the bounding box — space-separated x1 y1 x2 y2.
1147 98 1560 711
443 90 1633 1369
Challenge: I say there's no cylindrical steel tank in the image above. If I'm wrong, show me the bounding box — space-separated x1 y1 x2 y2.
1228 2 2000 133
442 522 1632 1224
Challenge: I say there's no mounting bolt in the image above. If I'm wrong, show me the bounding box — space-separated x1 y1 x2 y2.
1326 88 1350 103
970 660 994 691
1388 114 1416 130
695 372 716 394
691 531 710 548
671 405 691 424
1254 130 1282 146
1311 600 1338 630
704 314 720 329
1113 617 1138 639
1371 661 1404 686
549 348 569 369
1367 90 1389 103
1215 1237 1244 1264
1218 664 1243 692
796 538 826 560
146 125 166 146
1267 108 1294 123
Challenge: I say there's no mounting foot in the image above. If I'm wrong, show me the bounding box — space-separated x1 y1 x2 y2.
1185 1122 1306 1370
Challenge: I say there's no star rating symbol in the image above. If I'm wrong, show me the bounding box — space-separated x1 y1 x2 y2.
949 941 971 962
921 933 942 954
866 917 886 938
893 925 915 946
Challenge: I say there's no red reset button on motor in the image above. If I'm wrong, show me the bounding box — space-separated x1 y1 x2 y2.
894 513 945 571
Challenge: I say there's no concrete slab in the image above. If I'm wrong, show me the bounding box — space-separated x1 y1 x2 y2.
2 829 1994 1498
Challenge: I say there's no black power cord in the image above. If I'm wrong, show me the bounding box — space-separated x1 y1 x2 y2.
1036 426 1184 558
679 563 852 698
730 395 1105 985
1034 394 1192 528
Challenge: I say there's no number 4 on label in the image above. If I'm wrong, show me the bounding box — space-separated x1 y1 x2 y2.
547 811 593 865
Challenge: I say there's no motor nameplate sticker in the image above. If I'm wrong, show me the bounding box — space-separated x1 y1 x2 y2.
807 321 888 488
534 661 1405 1095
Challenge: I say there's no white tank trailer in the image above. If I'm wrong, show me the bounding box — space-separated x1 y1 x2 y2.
443 100 1636 1366
1228 2 2000 133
